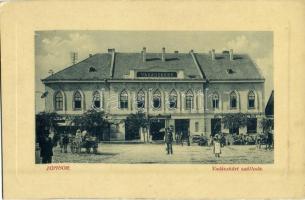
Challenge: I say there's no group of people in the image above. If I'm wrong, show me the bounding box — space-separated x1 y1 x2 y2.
175 131 191 146
71 129 91 153
38 128 92 163
164 126 222 157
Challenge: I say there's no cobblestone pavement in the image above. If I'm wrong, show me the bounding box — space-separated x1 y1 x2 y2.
49 143 273 164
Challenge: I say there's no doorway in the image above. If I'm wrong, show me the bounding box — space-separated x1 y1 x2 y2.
125 120 141 140
211 118 221 136
150 119 165 140
175 119 190 138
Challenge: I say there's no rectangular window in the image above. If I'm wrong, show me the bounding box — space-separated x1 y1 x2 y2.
213 99 219 109
74 100 81 109
247 118 257 133
55 99 63 110
195 122 199 132
120 94 128 109
248 99 255 109
120 101 128 109
94 100 100 108
230 99 237 109
169 96 177 109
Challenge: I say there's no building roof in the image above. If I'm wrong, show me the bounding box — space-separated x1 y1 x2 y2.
42 53 112 81
265 90 274 116
42 50 264 82
194 53 264 81
113 53 202 80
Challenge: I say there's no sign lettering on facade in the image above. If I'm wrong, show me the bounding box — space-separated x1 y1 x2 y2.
136 72 177 78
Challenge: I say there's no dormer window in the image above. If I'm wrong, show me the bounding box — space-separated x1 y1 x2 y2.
89 67 96 72
227 69 235 74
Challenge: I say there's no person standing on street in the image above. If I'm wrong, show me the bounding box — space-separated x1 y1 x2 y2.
75 129 82 153
187 128 191 146
164 127 173 155
213 135 221 158
62 133 69 153
40 131 54 163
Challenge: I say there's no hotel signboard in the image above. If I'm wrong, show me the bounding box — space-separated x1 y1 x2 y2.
136 72 177 78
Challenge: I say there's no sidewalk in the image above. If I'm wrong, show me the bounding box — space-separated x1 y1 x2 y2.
51 143 274 164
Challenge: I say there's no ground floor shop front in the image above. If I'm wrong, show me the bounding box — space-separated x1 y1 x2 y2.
54 113 264 142
107 113 264 141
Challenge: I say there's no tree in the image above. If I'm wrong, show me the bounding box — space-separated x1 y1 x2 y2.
220 113 248 134
125 112 150 142
72 109 108 140
35 112 61 143
260 117 274 134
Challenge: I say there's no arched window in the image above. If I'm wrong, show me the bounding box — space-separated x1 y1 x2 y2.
73 91 82 110
54 91 63 111
248 91 255 109
120 90 128 109
93 91 101 109
212 93 219 109
230 91 237 109
185 90 193 110
137 90 145 109
152 89 161 109
169 89 177 109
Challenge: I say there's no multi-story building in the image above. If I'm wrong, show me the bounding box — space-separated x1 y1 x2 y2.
41 47 265 141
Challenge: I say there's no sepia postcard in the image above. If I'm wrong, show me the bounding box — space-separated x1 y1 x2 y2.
1 0 305 199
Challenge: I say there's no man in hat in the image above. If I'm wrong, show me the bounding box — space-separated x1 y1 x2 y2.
40 129 54 163
164 127 174 155
62 132 69 153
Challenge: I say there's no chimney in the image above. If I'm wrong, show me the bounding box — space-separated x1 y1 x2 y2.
70 52 78 65
174 50 179 54
108 48 115 53
162 47 166 62
229 49 234 61
142 47 146 62
211 49 215 60
89 54 93 57
190 49 194 54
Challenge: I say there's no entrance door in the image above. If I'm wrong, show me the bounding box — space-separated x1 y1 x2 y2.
211 118 221 136
125 120 140 140
175 119 190 138
150 119 165 140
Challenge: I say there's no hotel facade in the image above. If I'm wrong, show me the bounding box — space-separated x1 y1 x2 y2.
42 47 265 141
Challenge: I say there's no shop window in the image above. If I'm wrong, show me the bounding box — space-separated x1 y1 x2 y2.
247 118 257 133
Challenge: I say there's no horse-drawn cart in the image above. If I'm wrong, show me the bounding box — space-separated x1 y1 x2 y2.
70 136 98 154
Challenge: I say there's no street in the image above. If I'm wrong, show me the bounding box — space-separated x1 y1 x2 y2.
48 143 274 164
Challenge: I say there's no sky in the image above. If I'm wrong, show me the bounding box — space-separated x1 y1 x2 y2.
35 31 273 113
